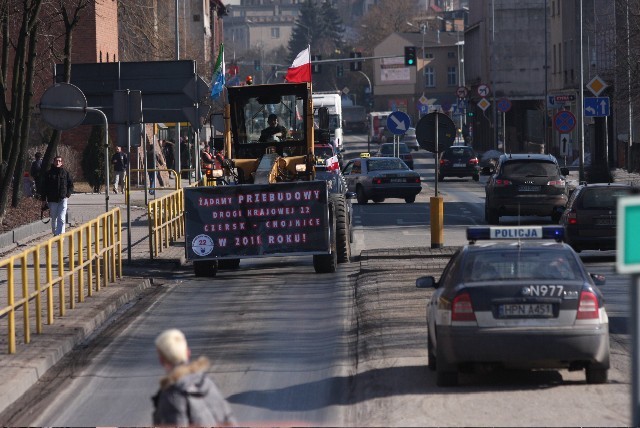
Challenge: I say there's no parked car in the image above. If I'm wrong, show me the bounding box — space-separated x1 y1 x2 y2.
438 146 480 182
484 154 569 224
417 225 609 387
401 127 420 151
376 142 414 169
342 154 422 204
559 182 636 252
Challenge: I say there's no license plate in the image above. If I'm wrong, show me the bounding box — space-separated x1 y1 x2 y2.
498 303 553 318
453 163 466 167
518 185 541 192
390 178 405 183
595 218 616 226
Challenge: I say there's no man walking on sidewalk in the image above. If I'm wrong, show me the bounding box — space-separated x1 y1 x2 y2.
111 146 128 194
42 156 74 236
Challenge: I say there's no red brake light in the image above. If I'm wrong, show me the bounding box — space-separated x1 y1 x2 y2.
547 179 566 187
451 292 476 321
495 179 512 186
577 290 599 319
440 159 450 166
373 177 383 184
469 158 479 165
567 211 577 225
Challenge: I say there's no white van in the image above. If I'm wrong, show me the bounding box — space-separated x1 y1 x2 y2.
312 92 343 151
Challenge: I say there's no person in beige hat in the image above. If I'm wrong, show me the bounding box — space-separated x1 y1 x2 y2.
152 329 236 426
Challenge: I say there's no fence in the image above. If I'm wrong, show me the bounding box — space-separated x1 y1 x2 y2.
0 209 122 354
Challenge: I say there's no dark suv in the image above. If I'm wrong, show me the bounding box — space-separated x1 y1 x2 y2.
484 154 569 224
438 146 479 181
559 183 635 252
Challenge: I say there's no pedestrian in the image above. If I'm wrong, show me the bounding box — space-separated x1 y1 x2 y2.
163 140 175 174
200 142 215 178
111 146 128 194
29 152 43 196
180 136 191 179
42 155 74 236
152 329 237 427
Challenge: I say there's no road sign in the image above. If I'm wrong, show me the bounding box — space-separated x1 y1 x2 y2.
497 98 512 113
553 110 576 133
587 75 608 97
415 112 457 152
182 104 211 132
617 195 640 274
456 86 468 99
477 98 490 111
386 111 412 135
182 75 210 103
477 84 490 98
559 134 570 156
584 97 610 117
39 83 87 131
547 93 576 108
419 95 428 105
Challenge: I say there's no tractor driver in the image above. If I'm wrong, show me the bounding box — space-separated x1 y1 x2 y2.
259 114 288 142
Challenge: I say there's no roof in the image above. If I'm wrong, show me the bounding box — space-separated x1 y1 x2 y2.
499 153 558 162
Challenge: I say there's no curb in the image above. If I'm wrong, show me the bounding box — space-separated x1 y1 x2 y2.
0 277 153 417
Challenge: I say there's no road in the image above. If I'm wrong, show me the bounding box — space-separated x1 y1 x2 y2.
2 132 633 426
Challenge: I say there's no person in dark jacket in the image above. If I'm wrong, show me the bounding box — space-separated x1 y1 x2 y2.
111 146 128 194
42 156 74 236
152 329 236 426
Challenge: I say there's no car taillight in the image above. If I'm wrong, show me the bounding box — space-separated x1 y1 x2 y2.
567 210 577 225
412 177 421 183
451 292 476 322
373 177 383 184
440 159 450 166
469 158 479 165
577 290 599 319
547 179 566 187
494 179 512 186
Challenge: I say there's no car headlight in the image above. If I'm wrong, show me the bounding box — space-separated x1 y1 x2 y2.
296 164 307 172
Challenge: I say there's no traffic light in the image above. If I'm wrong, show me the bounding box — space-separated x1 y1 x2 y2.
467 110 474 118
254 59 261 71
311 55 322 74
336 64 344 77
245 75 253 85
350 52 362 71
404 46 417 66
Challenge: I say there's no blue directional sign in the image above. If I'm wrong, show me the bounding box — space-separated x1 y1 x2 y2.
387 111 412 135
584 97 610 117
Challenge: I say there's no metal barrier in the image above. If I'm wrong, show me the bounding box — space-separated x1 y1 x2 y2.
0 209 122 354
129 168 181 194
147 189 185 259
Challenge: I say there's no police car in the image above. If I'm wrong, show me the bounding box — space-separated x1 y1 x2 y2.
417 225 610 387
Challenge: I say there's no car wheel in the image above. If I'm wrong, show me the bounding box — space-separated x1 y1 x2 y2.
405 195 416 203
330 194 351 264
438 173 445 182
586 366 608 384
428 334 436 371
372 197 385 203
486 204 499 225
436 346 458 387
356 186 368 204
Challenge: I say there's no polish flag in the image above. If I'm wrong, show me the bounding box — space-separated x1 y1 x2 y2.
285 46 311 83
325 155 340 171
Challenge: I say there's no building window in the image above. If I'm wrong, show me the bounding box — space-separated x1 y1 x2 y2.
425 52 434 59
447 66 457 86
447 51 455 58
424 67 435 87
271 27 280 38
99 51 102 63
193 14 201 22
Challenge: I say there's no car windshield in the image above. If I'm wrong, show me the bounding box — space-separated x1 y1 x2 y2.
380 144 410 154
463 250 581 282
502 160 558 177
368 158 409 171
581 187 632 209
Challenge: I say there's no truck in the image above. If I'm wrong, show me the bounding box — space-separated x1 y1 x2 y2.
342 104 367 133
183 82 353 277
312 91 343 152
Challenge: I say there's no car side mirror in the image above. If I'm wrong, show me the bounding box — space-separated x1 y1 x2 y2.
416 275 437 289
560 167 570 176
346 191 356 199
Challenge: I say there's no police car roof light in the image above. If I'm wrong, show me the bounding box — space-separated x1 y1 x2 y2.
466 226 564 243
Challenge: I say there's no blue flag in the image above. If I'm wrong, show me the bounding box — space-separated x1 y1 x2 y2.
211 44 225 99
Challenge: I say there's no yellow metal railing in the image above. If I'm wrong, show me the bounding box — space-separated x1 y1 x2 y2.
147 189 185 259
0 209 122 354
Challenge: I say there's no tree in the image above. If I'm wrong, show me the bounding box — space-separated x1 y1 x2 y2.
288 0 345 61
356 0 420 56
318 1 344 55
288 0 319 61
